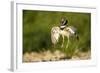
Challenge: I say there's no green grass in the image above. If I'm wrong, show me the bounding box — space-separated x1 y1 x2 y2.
23 10 91 56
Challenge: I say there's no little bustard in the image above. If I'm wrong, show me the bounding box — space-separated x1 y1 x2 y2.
51 26 79 48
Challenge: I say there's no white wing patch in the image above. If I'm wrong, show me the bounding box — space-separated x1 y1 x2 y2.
51 27 60 45
66 26 77 34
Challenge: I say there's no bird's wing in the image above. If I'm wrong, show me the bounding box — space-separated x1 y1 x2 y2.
51 27 60 44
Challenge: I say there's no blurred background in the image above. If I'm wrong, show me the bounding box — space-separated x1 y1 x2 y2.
23 10 91 54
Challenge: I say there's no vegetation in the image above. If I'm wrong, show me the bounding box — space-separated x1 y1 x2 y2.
23 10 91 59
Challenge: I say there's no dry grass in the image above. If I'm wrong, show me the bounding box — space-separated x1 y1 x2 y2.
23 50 91 62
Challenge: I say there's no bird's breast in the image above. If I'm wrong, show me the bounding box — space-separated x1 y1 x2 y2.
60 30 69 36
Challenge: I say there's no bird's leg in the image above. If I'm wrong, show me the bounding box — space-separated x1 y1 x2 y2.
61 35 64 48
66 37 69 49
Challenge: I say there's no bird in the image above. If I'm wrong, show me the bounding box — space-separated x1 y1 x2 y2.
51 26 79 49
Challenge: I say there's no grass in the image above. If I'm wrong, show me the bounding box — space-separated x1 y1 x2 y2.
23 10 91 59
